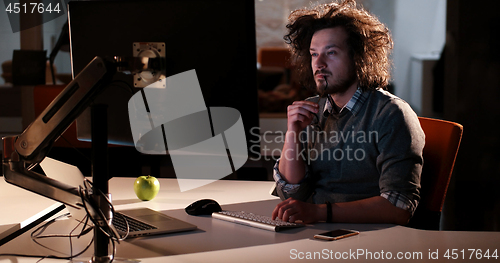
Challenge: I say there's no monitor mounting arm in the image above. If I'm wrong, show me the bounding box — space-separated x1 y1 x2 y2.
2 53 162 208
3 41 164 263
3 56 116 209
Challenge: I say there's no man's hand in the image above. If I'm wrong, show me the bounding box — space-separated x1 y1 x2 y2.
286 101 319 133
272 198 325 224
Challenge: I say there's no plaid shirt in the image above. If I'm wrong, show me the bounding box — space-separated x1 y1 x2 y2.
273 88 418 216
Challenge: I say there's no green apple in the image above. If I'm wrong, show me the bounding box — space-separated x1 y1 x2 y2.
134 175 160 201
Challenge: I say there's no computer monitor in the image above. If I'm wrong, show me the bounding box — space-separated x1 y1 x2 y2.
68 0 260 158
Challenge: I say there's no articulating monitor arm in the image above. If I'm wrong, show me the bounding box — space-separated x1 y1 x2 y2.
2 56 117 209
2 52 164 262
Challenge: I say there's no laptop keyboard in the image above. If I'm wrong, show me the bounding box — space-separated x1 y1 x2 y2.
212 211 304 232
112 213 157 232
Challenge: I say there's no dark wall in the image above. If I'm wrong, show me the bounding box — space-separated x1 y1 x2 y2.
442 0 500 231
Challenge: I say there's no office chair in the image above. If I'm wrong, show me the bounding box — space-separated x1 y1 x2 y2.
407 117 463 230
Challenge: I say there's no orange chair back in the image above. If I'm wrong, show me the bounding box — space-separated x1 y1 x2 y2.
418 117 463 213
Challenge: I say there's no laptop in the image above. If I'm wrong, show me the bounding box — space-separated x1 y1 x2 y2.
40 157 197 238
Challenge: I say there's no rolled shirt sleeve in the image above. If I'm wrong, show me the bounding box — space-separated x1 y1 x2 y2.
381 191 418 216
273 158 315 201
273 158 301 195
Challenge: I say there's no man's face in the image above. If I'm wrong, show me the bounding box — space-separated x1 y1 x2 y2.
310 27 357 97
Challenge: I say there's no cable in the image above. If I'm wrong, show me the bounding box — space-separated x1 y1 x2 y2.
0 211 95 261
0 253 88 261
0 179 129 262
78 179 130 263
80 179 129 242
30 212 93 252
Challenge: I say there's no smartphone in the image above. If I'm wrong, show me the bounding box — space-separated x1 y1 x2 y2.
313 229 360 241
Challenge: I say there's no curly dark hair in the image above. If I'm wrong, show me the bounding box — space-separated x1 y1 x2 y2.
284 0 393 91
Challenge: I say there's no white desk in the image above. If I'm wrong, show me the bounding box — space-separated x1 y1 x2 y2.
1 177 499 262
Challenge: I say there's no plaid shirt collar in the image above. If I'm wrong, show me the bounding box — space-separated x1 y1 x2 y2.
323 88 368 116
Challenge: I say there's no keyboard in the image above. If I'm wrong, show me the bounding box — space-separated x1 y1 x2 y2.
212 211 304 232
112 213 157 233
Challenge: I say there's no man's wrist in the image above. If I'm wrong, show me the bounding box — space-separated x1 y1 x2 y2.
282 130 301 148
314 203 328 223
285 130 301 138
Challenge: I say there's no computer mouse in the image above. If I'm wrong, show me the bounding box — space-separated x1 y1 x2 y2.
185 199 222 216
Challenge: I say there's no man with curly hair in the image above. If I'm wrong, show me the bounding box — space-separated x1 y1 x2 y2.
271 0 425 225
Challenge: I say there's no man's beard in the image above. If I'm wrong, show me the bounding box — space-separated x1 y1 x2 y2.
315 69 357 98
